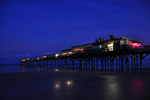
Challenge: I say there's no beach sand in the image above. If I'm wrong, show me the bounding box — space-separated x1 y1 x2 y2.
0 71 150 100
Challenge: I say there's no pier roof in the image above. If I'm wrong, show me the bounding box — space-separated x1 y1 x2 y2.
71 37 143 48
120 37 143 43
62 49 72 52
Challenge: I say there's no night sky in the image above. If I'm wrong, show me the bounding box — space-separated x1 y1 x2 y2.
0 0 150 64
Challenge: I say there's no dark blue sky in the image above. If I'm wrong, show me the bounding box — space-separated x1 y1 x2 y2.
0 0 150 64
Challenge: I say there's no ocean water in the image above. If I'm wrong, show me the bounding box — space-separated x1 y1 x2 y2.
1 65 150 100
0 64 65 73
0 64 150 73
1 69 150 100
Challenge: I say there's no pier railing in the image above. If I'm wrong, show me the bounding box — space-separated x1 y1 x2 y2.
72 45 150 55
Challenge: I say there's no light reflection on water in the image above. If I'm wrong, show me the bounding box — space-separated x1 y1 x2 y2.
52 75 122 100
55 69 59 71
54 80 73 88
55 84 60 88
103 75 120 99
67 81 73 85
131 78 145 99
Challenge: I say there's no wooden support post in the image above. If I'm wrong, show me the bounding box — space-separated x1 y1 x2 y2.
40 60 42 67
110 58 112 71
55 60 57 68
140 59 142 72
107 59 109 71
119 57 120 72
88 60 90 71
86 58 87 71
101 60 103 71
84 59 85 71
105 57 107 71
136 54 138 72
96 58 98 71
116 56 118 71
45 60 46 67
132 55 133 72
49 60 51 68
94 58 95 71
79 59 82 71
134 54 136 72
45 60 47 67
51 59 53 68
43 60 44 67
57 60 59 68
112 59 114 71
140 54 143 72
66 62 68 69
91 59 93 71
48 60 50 68
59 59 62 68
76 60 78 68
121 54 124 72
36 61 37 67
72 61 75 70
125 55 129 72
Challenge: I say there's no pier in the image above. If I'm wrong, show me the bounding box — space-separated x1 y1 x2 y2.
20 36 150 72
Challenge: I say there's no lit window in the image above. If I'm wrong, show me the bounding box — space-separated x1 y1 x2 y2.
108 43 113 51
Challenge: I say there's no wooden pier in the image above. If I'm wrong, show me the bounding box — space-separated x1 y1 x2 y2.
20 36 150 72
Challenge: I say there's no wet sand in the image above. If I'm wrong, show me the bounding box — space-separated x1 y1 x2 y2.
0 71 150 100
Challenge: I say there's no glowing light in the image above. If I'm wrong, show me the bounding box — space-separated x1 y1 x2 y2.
55 54 58 57
67 81 73 85
67 81 71 85
55 84 60 88
55 54 60 58
21 59 26 61
68 52 72 55
132 43 141 47
55 69 59 71
37 57 40 60
108 43 113 47
108 43 114 51
42 56 46 58
62 53 67 56
62 52 72 56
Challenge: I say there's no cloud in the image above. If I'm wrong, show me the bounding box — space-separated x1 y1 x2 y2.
25 54 31 56
4 54 31 58
40 52 51 55
6 55 13 58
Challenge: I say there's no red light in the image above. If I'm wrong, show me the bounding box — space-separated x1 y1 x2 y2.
132 43 140 47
